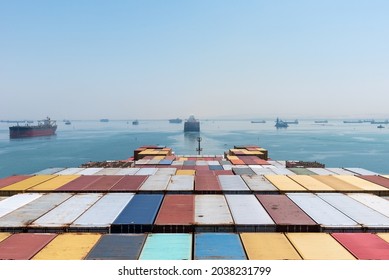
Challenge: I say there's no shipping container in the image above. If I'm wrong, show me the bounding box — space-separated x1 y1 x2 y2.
241 174 278 192
195 195 234 232
30 193 103 230
240 233 302 260
194 233 246 260
139 233 192 260
115 168 140 175
256 194 319 232
110 175 148 191
70 193 135 232
286 193 361 231
135 168 158 175
311 175 361 192
0 175 57 193
287 175 335 192
347 193 389 218
0 232 11 242
33 168 66 175
270 167 295 175
94 168 122 175
306 168 336 175
267 161 285 168
176 170 196 175
225 195 275 232
344 167 378 176
0 193 72 230
285 233 356 259
218 175 250 193
166 175 194 192
55 175 102 192
209 165 224 171
376 233 389 244
318 193 389 230
194 175 221 192
155 168 177 175
55 168 85 175
27 175 80 192
288 168 316 175
358 175 389 189
111 194 163 233
331 233 389 259
264 175 307 192
154 195 194 233
0 175 32 189
82 175 124 192
251 167 276 175
333 175 388 193
85 234 146 260
76 168 104 175
325 168 356 175
0 233 57 260
0 193 42 218
232 167 255 176
31 233 101 260
139 175 170 192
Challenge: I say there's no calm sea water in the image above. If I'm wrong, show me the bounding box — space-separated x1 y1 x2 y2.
1 119 389 177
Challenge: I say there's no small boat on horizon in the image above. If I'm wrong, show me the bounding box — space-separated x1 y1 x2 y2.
275 118 288 128
169 118 183 123
132 120 139 125
100 118 109 122
377 125 385 129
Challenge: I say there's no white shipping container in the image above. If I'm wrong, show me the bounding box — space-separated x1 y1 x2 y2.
208 161 221 166
195 195 233 225
344 167 378 176
225 194 275 225
136 159 150 165
135 168 158 176
0 193 72 227
287 193 361 229
218 175 250 191
307 168 336 175
33 168 66 175
54 168 85 175
30 193 103 228
139 175 170 191
317 193 389 228
267 161 285 168
251 167 276 175
171 161 184 166
155 168 177 175
241 174 278 191
71 193 134 228
115 168 140 175
348 193 389 218
0 193 42 218
195 161 208 166
94 168 122 175
325 168 357 175
167 175 194 191
271 167 295 175
76 168 104 175
222 165 233 170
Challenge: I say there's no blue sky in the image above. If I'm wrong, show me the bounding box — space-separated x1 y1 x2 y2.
1 0 388 120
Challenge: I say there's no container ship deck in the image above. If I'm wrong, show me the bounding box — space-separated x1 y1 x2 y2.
1 145 389 260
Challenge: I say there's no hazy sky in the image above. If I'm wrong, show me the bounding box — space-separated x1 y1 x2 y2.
1 0 388 120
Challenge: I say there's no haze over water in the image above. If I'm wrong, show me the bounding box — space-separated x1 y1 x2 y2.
1 119 389 177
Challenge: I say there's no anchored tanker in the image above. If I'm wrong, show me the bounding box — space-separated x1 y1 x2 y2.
184 115 200 132
9 117 57 138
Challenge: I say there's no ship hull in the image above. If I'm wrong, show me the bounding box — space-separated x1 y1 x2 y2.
184 122 200 132
9 126 57 138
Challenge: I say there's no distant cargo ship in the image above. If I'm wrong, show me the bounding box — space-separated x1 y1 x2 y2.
9 117 57 138
371 120 389 124
343 120 363 123
100 119 109 122
132 120 139 125
251 120 266 123
169 118 183 124
184 115 200 132
284 119 299 124
275 118 288 128
314 120 328 124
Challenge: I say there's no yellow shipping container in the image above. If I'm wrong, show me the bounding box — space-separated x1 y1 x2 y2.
311 175 362 192
240 233 301 260
0 233 11 242
332 175 388 192
176 170 196 175
376 233 389 244
264 175 307 192
288 175 335 192
0 175 57 192
27 175 80 192
286 233 356 260
32 233 101 260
